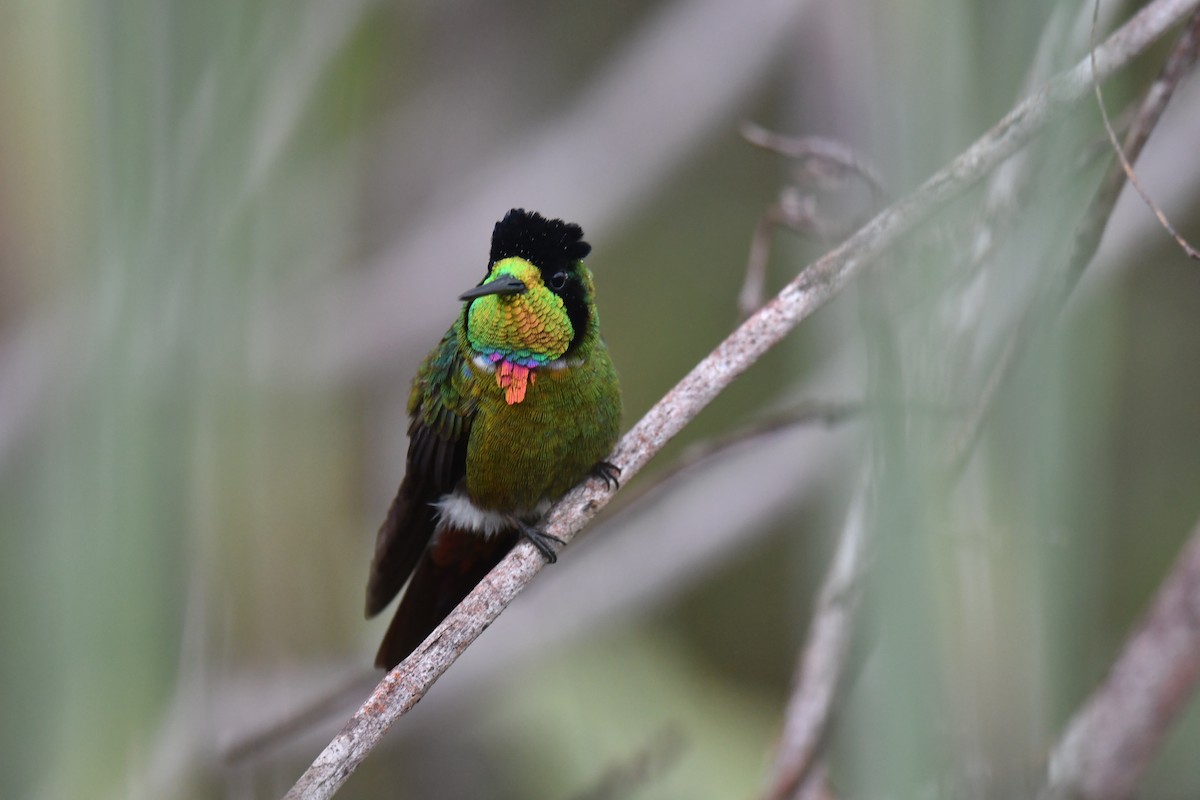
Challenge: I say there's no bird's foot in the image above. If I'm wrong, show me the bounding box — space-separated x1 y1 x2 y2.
516 519 564 564
591 460 621 490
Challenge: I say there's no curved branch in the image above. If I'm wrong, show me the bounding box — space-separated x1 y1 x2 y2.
283 2 1200 795
1043 515 1200 800
761 481 869 800
1091 3 1200 260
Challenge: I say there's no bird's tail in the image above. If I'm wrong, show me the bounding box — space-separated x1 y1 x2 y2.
373 526 518 670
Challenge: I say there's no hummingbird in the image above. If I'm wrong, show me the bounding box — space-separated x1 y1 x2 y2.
365 209 622 669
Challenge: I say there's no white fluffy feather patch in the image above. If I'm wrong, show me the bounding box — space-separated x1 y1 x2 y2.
432 490 553 538
433 491 513 537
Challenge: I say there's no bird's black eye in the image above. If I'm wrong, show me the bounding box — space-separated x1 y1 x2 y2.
549 271 568 291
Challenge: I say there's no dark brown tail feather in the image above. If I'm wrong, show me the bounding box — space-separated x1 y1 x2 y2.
365 476 440 618
373 527 518 670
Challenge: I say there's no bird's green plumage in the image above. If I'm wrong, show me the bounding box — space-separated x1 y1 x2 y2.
461 308 619 511
404 253 618 512
367 209 621 669
407 329 469 444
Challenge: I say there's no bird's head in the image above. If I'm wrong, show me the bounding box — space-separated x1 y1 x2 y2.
459 209 597 366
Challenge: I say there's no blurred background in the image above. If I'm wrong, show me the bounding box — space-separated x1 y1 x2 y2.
2 0 1199 798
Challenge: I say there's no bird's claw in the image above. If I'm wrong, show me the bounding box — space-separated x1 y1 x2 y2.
591 460 621 490
517 521 564 563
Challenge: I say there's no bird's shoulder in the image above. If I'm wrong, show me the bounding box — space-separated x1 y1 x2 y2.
407 325 477 436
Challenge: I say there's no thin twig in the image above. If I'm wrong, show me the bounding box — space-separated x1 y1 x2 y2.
949 4 1200 474
283 4 1200 795
738 124 886 318
740 122 887 198
1091 2 1200 260
1079 3 1200 274
761 483 869 800
1041 514 1200 800
740 204 804 321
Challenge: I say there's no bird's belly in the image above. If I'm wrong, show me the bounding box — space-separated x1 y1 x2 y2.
463 371 617 515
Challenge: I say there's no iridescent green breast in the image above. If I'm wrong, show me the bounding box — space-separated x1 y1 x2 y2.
460 336 620 515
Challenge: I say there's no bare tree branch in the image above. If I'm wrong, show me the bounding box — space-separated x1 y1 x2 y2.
761 483 869 800
1042 515 1200 800
282 3 1200 796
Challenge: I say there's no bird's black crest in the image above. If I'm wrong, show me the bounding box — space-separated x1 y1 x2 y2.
489 209 591 272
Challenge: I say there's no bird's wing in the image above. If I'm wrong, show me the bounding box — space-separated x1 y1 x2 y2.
364 328 474 617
